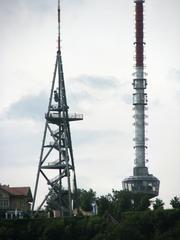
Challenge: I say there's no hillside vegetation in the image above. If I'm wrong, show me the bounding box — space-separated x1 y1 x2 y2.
0 209 180 240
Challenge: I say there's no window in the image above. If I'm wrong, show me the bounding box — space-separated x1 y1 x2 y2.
0 200 3 208
133 93 147 105
133 79 147 89
0 199 9 208
4 200 9 207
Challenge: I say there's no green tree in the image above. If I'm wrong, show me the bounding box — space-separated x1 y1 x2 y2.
153 198 165 210
46 190 59 211
78 188 96 212
170 196 180 209
133 193 150 211
96 195 112 215
111 190 150 218
42 220 65 240
112 190 132 212
45 184 77 216
46 187 96 213
46 185 66 211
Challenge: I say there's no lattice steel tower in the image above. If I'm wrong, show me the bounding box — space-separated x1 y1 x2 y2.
122 0 160 198
32 0 83 215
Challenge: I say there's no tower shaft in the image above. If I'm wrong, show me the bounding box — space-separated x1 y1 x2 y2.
133 0 147 174
135 0 144 67
122 0 160 197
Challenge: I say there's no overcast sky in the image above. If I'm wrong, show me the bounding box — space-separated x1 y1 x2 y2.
0 0 180 208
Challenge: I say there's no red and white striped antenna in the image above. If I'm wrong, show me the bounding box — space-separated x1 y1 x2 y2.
58 0 61 52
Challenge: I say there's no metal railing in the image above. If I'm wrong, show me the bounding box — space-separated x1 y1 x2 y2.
46 113 83 119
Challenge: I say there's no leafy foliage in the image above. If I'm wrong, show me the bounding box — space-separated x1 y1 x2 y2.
2 188 179 239
153 198 165 210
1 210 180 240
46 187 96 213
46 188 152 218
97 190 150 219
170 196 180 209
96 195 112 215
78 188 96 212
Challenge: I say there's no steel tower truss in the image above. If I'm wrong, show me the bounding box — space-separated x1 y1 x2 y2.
32 0 83 216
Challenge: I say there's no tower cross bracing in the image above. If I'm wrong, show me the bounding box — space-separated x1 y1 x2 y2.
32 0 83 216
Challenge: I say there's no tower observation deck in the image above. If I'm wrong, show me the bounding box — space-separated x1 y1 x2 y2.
122 0 160 198
32 0 83 216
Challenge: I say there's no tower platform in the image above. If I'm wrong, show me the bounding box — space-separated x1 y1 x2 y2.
122 174 160 198
45 112 83 124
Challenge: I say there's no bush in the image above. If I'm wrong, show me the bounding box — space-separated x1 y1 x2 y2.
0 210 180 240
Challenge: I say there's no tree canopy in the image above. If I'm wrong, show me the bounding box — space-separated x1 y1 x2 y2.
153 198 165 210
46 187 96 213
170 196 180 209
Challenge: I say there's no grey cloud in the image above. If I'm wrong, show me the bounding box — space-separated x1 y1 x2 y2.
68 90 96 111
122 94 131 105
0 0 54 13
0 123 41 167
72 129 124 146
1 73 130 122
168 69 180 82
77 75 117 89
4 91 48 120
67 75 122 112
63 0 87 8
69 90 93 102
68 75 131 109
3 88 94 121
174 70 180 79
150 99 161 108
0 0 85 20
167 69 180 99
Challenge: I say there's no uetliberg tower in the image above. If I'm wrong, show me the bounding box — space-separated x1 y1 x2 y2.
32 0 83 216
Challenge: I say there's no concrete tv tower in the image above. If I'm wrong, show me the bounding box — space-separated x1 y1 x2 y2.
32 0 83 216
122 0 160 198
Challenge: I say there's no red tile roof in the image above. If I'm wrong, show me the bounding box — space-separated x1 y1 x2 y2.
0 185 30 197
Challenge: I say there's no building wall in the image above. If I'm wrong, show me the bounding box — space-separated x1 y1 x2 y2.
0 190 10 209
10 196 31 211
0 189 31 211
